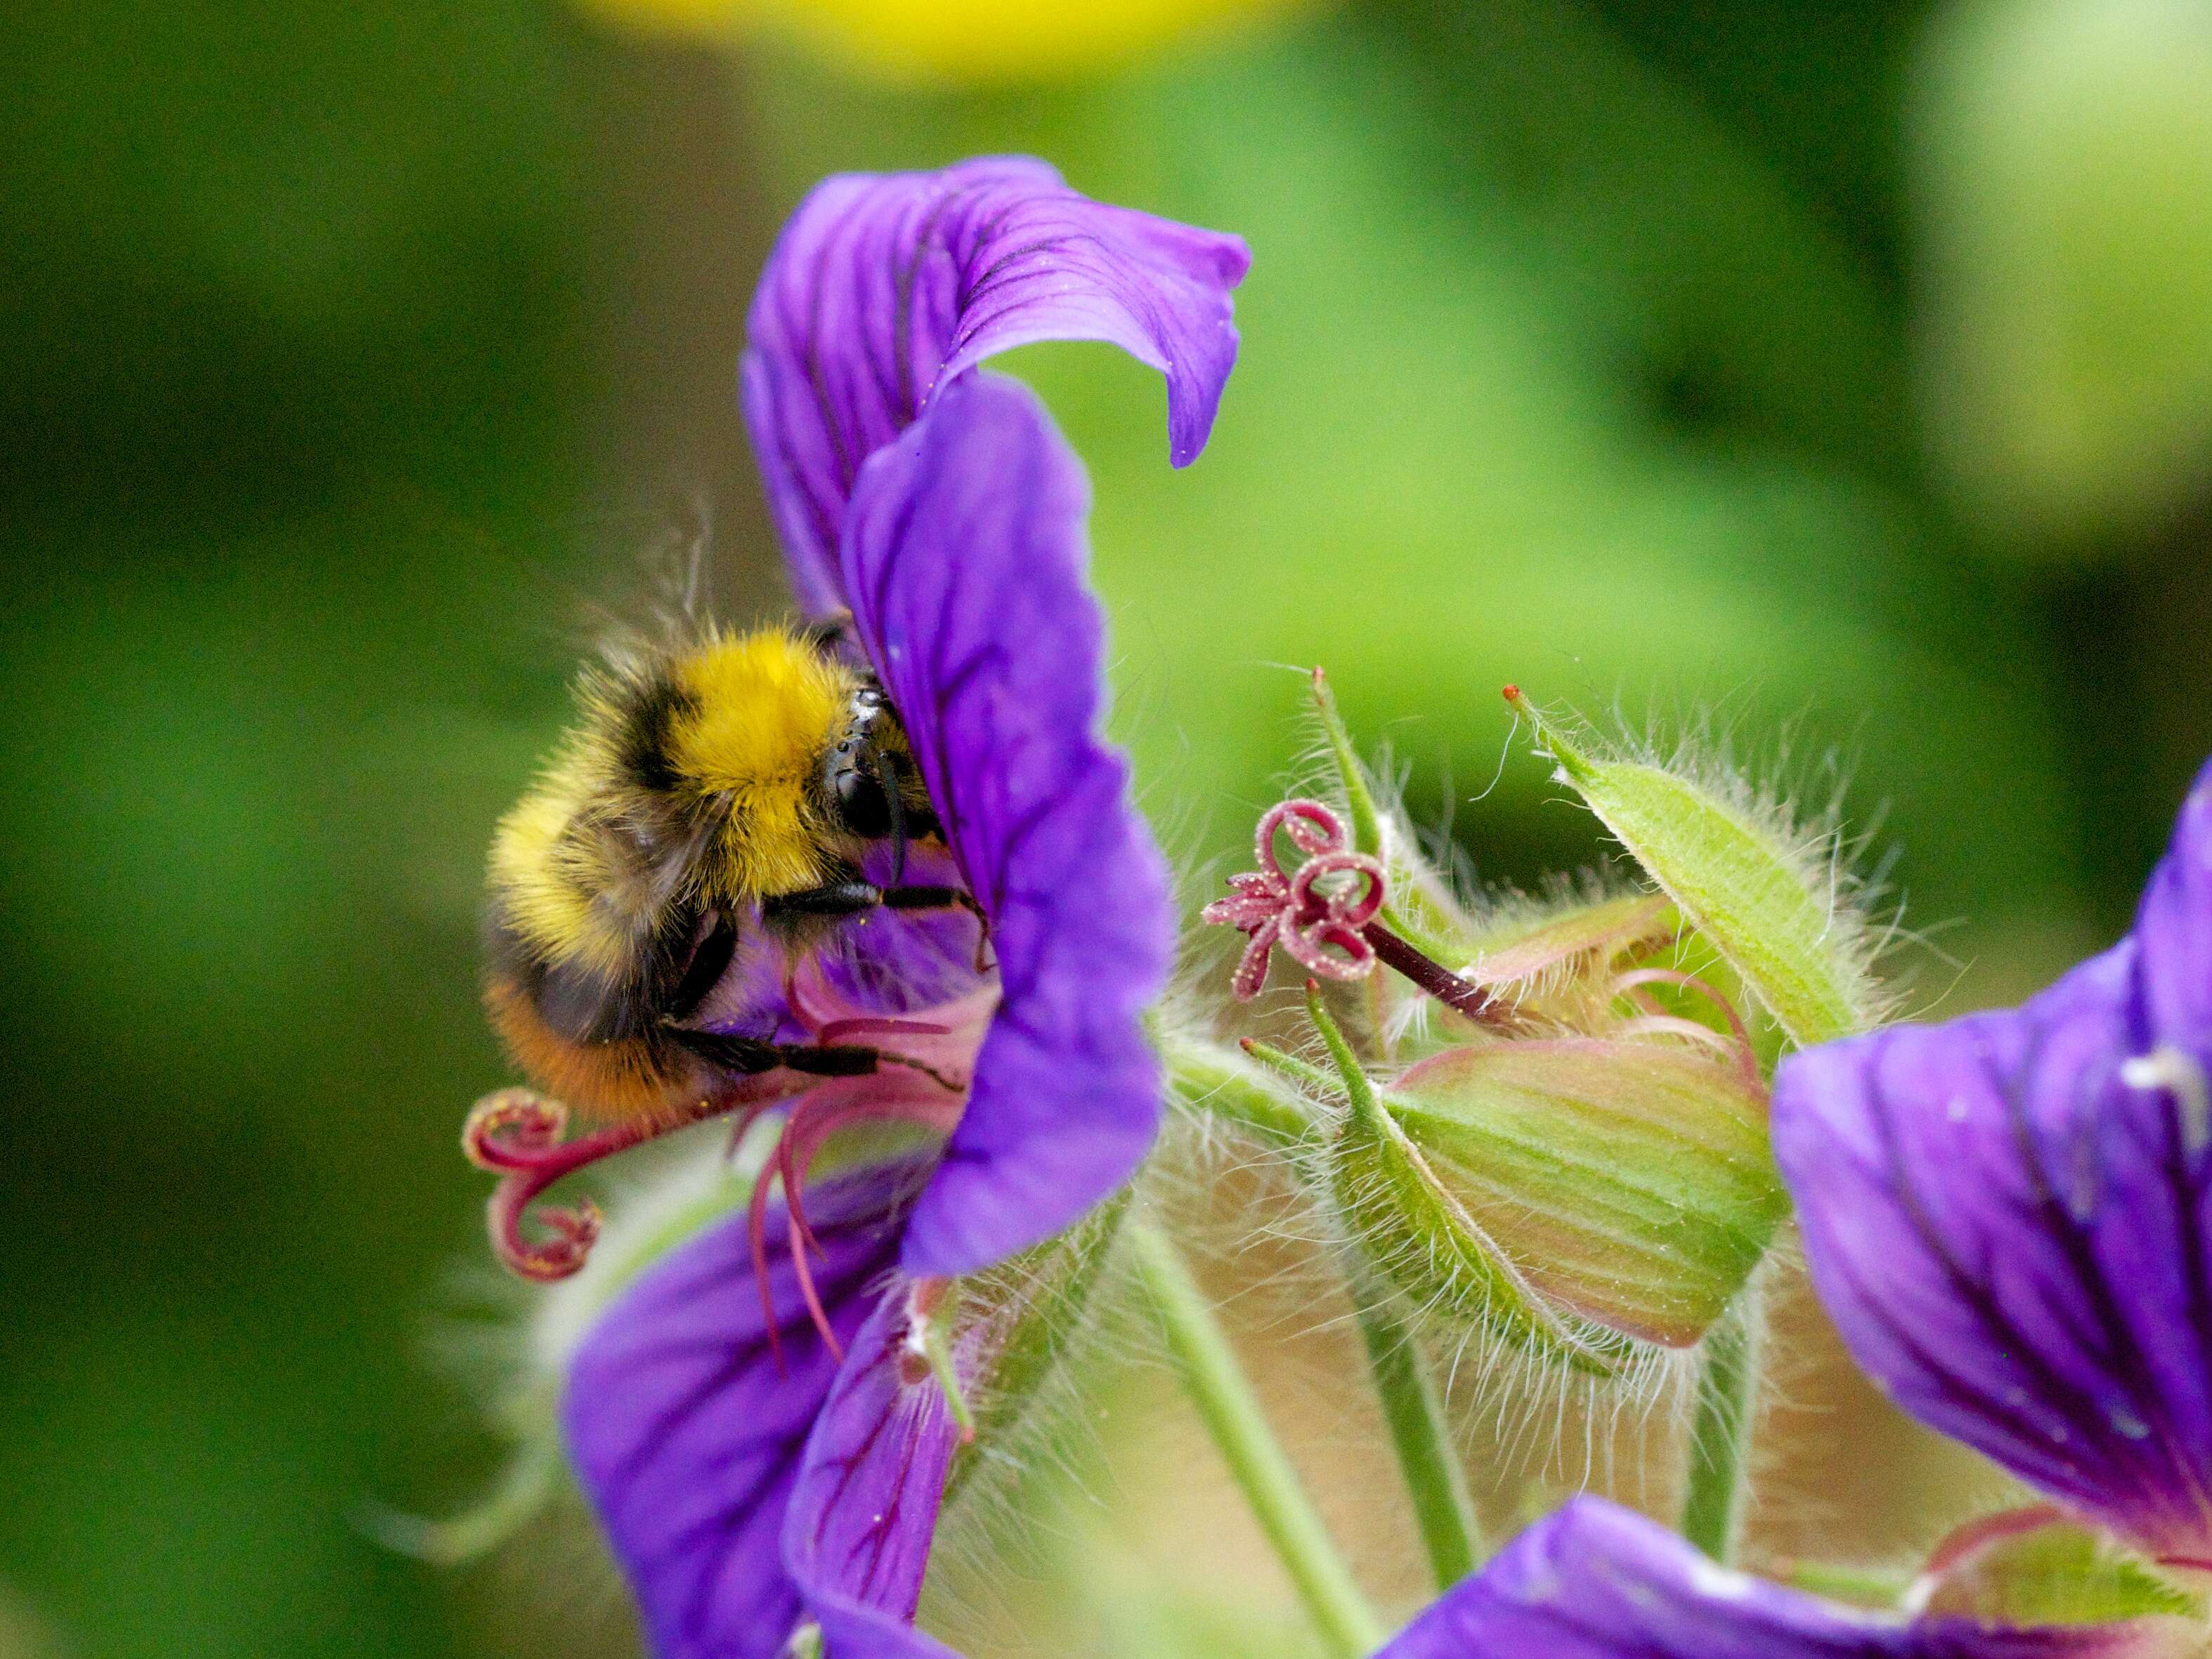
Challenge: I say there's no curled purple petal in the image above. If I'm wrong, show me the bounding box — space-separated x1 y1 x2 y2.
782 1293 984 1659
560 1162 922 1659
1379 1497 2127 1659
840 372 1172 1278
742 156 1249 613
1774 944 2212 1559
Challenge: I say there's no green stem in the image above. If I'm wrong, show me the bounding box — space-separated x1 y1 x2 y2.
1127 1218 1386 1659
1681 1297 1763 1563
1347 1272 1482 1590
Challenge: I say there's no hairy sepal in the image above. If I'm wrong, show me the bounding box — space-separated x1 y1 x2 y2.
1510 691 1885 1049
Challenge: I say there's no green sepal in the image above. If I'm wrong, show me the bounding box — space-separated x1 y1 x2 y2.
942 1192 1128 1507
1388 1039 1785 1348
1918 1511 2205 1630
1507 689 1882 1048
1162 1027 1322 1151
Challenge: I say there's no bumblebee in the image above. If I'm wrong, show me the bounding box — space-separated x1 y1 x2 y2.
483 618 964 1122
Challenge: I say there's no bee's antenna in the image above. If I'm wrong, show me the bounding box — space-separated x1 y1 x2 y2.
877 746 909 887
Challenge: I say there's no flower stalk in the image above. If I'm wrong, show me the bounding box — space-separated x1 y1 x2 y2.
1126 1216 1386 1659
1679 1296 1764 1563
1347 1268 1484 1590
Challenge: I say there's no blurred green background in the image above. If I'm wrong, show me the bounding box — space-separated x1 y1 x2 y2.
4 0 2209 1653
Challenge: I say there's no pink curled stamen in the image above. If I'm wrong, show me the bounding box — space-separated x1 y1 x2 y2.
467 953 992 1313
1203 798 1514 1027
1202 799 1386 998
465 1078 811 1283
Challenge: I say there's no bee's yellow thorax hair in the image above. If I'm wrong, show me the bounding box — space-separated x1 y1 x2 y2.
667 627 853 899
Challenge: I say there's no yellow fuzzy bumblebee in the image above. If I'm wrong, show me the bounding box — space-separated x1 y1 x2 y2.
483 618 959 1123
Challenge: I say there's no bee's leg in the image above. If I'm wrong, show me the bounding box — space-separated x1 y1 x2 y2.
883 886 993 972
666 1027 880 1077
762 880 880 920
764 880 992 972
763 880 980 922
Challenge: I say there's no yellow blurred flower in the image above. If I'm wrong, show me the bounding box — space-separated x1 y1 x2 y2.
575 0 1315 82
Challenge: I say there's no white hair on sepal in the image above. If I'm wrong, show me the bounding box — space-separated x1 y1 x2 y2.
1525 688 1917 1037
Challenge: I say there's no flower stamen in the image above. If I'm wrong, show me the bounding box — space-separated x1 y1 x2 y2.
750 1070 968 1366
464 1085 791 1281
2121 1046 2212 1158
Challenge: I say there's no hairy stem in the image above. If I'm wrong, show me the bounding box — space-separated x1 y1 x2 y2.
1161 1033 1318 1150
1681 1296 1764 1563
1348 1270 1483 1590
1127 1218 1386 1658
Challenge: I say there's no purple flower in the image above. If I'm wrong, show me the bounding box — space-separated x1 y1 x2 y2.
1774 756 2212 1567
554 160 1246 1658
1373 1497 2140 1658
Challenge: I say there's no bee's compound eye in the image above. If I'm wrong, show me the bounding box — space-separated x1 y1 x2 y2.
833 763 892 836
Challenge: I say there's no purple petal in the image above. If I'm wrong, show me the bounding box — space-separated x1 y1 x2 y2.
1379 1497 2126 1659
741 156 1249 613
1774 945 2212 1558
782 1294 983 1659
2133 755 2212 1055
840 372 1173 1278
561 1162 922 1659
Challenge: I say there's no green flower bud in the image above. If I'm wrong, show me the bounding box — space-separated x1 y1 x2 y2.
1506 689 1885 1048
1309 994 1784 1373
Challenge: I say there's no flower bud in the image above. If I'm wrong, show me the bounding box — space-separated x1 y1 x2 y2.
1506 688 1885 1048
1328 1021 1785 1370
